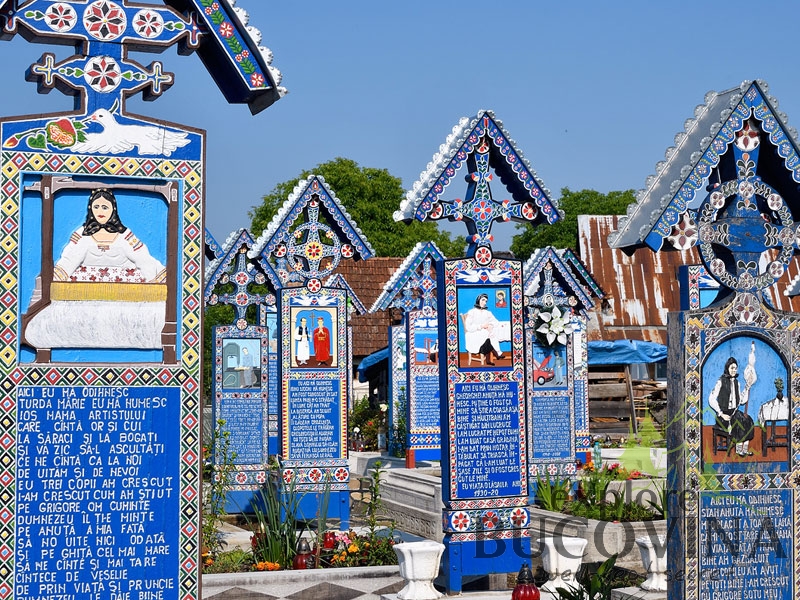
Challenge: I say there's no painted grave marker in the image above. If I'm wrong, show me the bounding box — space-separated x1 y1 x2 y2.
371 241 445 462
523 247 600 481
205 229 278 510
610 80 800 600
251 175 374 525
0 2 284 597
396 110 560 593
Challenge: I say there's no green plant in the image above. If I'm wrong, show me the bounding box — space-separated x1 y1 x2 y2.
323 462 398 568
563 497 657 522
578 464 617 507
350 395 381 450
608 491 625 521
248 472 306 569
363 462 398 565
203 548 254 574
202 419 237 564
554 555 618 600
535 473 572 512
645 481 667 519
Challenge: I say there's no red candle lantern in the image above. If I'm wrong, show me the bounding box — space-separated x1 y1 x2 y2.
293 538 315 570
323 531 336 550
511 563 540 600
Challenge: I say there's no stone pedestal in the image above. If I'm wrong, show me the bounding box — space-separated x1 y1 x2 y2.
394 540 445 599
538 536 586 594
635 535 667 592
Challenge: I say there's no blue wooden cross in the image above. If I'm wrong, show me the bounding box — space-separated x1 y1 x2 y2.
397 111 559 262
697 119 798 294
1 0 283 116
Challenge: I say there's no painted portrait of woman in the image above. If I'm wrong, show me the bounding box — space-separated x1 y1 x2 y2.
53 188 165 283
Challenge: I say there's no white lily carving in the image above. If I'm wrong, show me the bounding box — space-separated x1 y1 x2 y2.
536 305 576 346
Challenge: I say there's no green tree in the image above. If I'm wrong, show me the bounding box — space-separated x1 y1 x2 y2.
249 157 464 257
510 188 634 260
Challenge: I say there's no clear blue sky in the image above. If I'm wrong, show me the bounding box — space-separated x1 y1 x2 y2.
2 1 800 253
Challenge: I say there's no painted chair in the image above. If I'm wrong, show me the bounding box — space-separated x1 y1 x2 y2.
712 426 732 456
761 419 789 456
459 313 484 366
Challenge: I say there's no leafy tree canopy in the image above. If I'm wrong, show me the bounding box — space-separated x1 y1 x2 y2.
510 188 634 260
249 157 465 257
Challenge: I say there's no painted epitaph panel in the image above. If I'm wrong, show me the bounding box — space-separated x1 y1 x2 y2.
406 310 441 460
213 325 270 510
438 257 529 593
667 298 799 600
17 386 180 598
371 243 446 458
388 325 407 456
280 287 350 526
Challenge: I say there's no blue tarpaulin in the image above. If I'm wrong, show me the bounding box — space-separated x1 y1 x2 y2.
358 340 664 379
587 340 667 366
357 347 389 382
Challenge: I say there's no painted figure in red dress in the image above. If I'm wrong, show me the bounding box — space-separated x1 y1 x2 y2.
313 317 331 366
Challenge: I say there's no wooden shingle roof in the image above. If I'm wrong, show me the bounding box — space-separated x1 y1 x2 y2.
332 258 404 359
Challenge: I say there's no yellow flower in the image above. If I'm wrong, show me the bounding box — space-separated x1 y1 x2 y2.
348 543 359 554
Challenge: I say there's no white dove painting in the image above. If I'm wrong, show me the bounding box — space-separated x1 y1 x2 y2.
71 109 190 157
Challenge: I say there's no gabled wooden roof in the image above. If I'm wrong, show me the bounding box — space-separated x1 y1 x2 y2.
609 80 800 251
370 241 445 313
331 258 404 359
522 246 602 316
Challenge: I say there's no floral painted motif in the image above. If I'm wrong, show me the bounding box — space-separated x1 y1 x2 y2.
509 508 528 528
45 3 78 32
132 9 164 39
480 510 499 530
450 511 471 532
4 118 87 151
475 246 492 265
83 1 127 41
84 56 122 93
667 212 698 251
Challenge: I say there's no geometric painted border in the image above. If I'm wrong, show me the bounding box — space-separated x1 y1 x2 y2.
525 318 590 480
213 325 271 493
406 309 441 452
279 286 349 493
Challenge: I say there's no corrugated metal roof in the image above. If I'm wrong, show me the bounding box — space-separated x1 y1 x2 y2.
580 215 800 345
